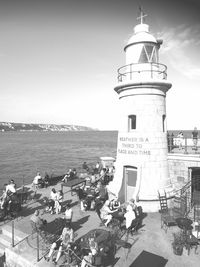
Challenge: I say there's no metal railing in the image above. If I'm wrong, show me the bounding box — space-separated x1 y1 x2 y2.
10 217 63 262
117 62 167 82
167 133 200 154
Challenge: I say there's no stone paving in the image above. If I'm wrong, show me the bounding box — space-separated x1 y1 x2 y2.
2 182 200 267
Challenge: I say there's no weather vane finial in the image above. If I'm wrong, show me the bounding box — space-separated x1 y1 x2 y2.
137 6 147 24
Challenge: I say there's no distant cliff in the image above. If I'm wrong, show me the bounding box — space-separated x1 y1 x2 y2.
0 122 97 132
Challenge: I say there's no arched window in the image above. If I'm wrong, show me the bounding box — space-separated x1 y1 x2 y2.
162 114 166 132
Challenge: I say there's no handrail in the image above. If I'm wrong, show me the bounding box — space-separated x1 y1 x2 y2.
171 180 192 216
117 62 167 82
11 218 62 262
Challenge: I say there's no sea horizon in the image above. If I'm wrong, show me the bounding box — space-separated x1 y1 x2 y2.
0 131 118 191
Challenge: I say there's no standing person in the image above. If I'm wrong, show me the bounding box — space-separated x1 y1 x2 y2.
192 127 198 149
55 190 63 214
49 188 57 214
30 210 47 230
64 203 73 225
177 132 184 150
32 172 42 195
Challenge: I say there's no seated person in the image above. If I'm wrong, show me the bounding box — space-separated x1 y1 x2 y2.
62 172 70 183
6 180 16 196
45 223 74 264
69 168 77 180
192 221 200 239
108 198 124 223
85 176 91 188
84 187 96 211
127 198 137 212
81 252 93 267
90 174 96 184
62 168 74 183
43 173 49 187
82 162 89 172
100 168 106 178
109 197 120 211
95 183 108 203
124 205 136 229
81 235 98 267
100 200 116 227
30 210 47 230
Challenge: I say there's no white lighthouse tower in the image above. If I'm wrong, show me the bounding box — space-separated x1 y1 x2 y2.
109 11 172 211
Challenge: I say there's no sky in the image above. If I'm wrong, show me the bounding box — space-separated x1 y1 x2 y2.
0 0 200 130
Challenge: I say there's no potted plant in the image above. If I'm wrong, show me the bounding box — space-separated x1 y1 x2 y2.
172 231 185 255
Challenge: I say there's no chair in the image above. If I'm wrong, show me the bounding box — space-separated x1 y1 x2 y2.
185 233 199 255
158 191 168 213
192 221 200 240
125 218 139 241
158 191 177 233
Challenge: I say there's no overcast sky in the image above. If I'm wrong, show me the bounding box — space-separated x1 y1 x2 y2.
0 0 200 130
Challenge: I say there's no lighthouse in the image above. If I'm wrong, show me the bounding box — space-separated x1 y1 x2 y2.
109 11 172 211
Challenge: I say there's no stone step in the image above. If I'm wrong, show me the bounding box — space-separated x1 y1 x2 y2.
1 224 28 242
0 234 12 247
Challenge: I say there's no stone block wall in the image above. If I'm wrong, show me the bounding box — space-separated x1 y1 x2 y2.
168 154 200 190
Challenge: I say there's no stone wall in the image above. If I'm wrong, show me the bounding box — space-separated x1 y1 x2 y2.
168 154 200 190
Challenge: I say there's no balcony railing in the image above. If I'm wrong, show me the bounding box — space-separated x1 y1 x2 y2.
167 133 200 154
117 62 167 82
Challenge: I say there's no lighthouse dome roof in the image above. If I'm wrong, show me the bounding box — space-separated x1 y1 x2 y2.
127 23 157 47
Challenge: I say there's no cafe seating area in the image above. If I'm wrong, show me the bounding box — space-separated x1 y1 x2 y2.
158 190 200 256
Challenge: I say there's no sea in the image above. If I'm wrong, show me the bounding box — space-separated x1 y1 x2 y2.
0 131 118 190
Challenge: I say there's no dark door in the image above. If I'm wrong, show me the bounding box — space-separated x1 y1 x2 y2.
191 167 200 205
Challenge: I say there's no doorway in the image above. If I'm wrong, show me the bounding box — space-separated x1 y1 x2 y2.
191 167 200 193
124 166 137 202
190 167 200 205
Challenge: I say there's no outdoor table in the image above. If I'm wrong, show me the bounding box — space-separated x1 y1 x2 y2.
161 214 177 233
112 210 125 225
185 234 199 255
175 217 193 234
61 178 86 196
16 187 29 204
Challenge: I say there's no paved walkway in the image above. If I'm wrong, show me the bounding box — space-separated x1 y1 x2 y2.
2 182 200 267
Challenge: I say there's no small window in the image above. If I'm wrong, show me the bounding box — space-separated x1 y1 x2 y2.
138 46 148 63
162 115 166 132
128 115 136 131
138 44 158 63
